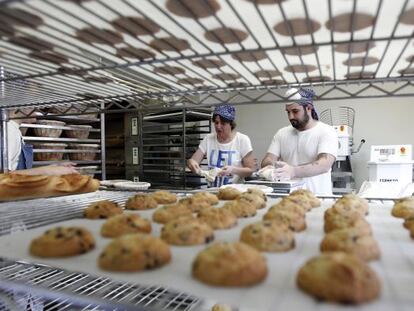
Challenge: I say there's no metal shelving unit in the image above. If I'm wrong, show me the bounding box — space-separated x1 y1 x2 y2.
15 110 106 179
138 108 211 190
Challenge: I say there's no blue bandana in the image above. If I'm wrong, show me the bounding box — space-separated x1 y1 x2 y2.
298 88 315 105
213 104 236 121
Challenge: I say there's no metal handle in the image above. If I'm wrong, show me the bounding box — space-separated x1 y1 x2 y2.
352 139 366 154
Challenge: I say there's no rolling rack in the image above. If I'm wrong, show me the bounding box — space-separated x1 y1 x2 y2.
139 108 211 190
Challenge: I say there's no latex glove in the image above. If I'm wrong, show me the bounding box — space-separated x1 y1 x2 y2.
219 165 234 177
274 161 295 181
199 167 221 182
258 165 275 181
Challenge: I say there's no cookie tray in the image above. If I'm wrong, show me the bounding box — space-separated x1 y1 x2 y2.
0 191 412 311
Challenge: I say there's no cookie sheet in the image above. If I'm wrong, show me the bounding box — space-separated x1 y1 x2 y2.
0 196 412 311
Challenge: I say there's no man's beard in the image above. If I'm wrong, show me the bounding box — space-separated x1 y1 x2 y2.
290 112 309 130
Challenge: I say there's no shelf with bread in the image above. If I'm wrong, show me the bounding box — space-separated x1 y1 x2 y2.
19 119 104 178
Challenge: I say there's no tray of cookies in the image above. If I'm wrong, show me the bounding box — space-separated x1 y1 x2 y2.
0 189 411 311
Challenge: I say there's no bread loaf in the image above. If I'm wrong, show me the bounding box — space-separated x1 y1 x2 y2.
0 174 100 201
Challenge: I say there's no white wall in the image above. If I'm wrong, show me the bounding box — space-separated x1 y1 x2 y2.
235 96 414 190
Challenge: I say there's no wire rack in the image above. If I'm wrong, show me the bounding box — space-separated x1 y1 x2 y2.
0 0 413 110
0 190 203 311
0 258 201 311
0 190 400 310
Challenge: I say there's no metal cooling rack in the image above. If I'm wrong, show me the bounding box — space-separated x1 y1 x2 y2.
0 190 202 311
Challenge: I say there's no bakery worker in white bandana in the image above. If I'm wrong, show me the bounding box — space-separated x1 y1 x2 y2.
261 88 338 195
187 104 255 187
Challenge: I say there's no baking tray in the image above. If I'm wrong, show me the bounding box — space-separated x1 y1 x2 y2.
0 193 412 310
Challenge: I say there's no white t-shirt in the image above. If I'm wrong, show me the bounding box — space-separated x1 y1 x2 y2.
6 120 22 170
267 122 338 195
199 132 253 187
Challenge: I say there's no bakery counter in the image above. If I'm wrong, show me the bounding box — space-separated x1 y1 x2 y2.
0 191 412 311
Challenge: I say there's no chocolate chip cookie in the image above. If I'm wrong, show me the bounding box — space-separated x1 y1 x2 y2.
192 242 268 286
30 226 95 257
100 213 152 238
297 252 381 303
84 200 123 219
161 217 214 246
98 233 171 272
240 220 295 252
125 194 158 210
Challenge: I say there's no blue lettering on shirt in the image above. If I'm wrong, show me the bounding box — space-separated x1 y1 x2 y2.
208 150 237 187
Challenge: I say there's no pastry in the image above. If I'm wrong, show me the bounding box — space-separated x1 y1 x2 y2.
263 209 306 232
284 193 313 212
268 198 307 217
98 233 171 272
246 188 267 202
197 207 237 230
192 242 268 286
192 192 219 205
217 187 241 200
240 220 295 252
391 197 414 219
324 214 372 235
297 252 381 303
161 217 214 245
178 196 212 212
289 189 320 208
333 194 369 216
30 226 95 257
125 194 158 210
150 190 177 204
238 192 266 209
100 213 151 238
84 200 123 219
320 228 380 261
152 204 193 224
325 205 365 222
222 199 256 218
0 173 99 201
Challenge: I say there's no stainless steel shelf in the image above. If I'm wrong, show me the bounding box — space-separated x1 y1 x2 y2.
24 137 100 143
33 149 100 153
43 115 100 124
20 123 100 132
33 160 102 165
143 110 211 123
142 129 210 136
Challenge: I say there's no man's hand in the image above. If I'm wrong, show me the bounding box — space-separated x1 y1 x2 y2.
274 161 295 181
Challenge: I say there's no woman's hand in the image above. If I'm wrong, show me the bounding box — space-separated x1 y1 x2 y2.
219 165 234 176
187 158 201 174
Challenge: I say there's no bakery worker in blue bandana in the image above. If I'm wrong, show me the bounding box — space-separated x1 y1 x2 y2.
187 104 255 187
261 88 338 195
